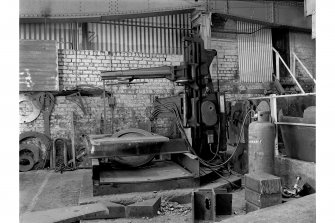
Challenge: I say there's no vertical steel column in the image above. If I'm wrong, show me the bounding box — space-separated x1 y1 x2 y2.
71 112 76 168
269 94 279 156
275 52 280 80
292 53 296 77
103 80 107 133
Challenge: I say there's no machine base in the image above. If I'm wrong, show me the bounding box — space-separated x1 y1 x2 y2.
92 160 199 196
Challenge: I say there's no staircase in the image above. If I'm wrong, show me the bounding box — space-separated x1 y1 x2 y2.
272 48 316 94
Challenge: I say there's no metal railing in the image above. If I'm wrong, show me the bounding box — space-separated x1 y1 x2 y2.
250 93 316 156
273 47 305 93
292 52 316 84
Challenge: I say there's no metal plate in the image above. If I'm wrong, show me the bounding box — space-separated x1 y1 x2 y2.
201 101 218 126
19 94 41 124
99 161 192 183
19 40 59 91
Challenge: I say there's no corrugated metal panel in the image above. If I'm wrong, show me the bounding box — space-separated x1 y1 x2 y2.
19 23 76 49
237 21 273 82
20 40 59 91
87 12 191 54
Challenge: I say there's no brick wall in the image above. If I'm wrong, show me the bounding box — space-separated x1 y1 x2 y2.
19 50 183 142
289 32 316 79
289 31 315 93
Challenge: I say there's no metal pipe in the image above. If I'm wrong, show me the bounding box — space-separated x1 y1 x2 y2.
100 66 173 80
249 92 316 100
274 122 316 127
71 112 76 168
103 80 107 133
269 94 279 156
183 89 188 127
94 21 192 31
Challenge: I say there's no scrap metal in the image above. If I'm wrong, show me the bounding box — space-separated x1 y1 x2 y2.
32 92 55 137
66 92 88 115
19 131 52 169
19 94 41 124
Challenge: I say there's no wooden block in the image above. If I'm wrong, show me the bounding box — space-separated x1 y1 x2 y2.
245 188 282 208
245 172 281 194
21 203 109 223
245 201 261 213
125 197 161 218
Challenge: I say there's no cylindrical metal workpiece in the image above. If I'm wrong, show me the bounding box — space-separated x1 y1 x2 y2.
248 119 275 174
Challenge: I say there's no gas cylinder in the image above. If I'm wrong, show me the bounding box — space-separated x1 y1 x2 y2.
248 111 275 174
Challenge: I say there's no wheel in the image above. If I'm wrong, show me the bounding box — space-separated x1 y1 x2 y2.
109 128 156 168
19 153 35 172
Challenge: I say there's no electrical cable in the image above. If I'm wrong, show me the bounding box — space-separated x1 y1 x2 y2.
186 109 254 168
150 98 255 168
204 166 240 188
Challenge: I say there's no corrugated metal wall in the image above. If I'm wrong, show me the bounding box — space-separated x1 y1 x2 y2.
19 23 76 49
19 12 191 54
237 21 273 82
88 13 191 54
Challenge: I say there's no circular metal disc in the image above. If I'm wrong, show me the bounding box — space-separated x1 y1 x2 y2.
109 128 156 168
19 94 41 124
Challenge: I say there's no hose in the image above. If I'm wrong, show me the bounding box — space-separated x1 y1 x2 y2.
150 98 255 168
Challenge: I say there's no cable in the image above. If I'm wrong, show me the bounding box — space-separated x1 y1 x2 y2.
206 167 240 188
150 98 255 169
187 109 254 168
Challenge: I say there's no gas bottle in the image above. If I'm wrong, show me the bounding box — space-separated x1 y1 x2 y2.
248 111 275 174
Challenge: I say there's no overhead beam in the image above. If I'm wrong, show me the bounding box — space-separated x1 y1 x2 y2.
20 9 194 24
19 0 202 23
208 0 311 30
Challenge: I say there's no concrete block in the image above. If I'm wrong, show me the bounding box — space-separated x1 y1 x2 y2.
274 155 315 189
245 172 281 194
125 197 161 218
21 203 108 223
83 201 125 220
245 188 282 208
245 201 261 213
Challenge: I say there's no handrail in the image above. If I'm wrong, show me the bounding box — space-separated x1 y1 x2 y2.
292 52 316 84
249 92 316 100
275 122 316 127
272 47 305 93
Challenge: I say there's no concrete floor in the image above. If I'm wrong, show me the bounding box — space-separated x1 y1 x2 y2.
20 169 315 223
20 169 86 214
20 169 245 222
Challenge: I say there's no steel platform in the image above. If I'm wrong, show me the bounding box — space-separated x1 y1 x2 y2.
91 153 200 196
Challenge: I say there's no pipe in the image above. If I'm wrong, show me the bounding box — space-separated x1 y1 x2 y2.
274 122 316 127
100 66 173 80
249 92 316 100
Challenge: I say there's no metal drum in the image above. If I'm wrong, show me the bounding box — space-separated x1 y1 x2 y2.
248 118 275 174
